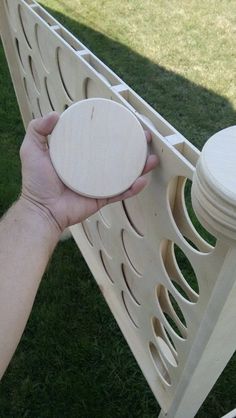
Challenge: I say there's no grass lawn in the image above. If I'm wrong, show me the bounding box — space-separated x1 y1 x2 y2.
0 0 236 417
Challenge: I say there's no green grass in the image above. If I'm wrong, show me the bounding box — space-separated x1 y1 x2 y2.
0 0 236 417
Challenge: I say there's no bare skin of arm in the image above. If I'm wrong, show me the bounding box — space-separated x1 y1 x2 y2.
0 112 158 379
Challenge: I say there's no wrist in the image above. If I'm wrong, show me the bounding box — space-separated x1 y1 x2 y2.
18 195 62 239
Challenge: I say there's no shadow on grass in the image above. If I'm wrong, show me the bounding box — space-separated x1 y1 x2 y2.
0 4 235 418
45 3 236 151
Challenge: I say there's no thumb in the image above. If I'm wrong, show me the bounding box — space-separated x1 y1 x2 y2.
27 112 60 144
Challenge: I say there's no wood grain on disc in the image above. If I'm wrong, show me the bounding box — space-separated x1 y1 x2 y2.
49 98 147 198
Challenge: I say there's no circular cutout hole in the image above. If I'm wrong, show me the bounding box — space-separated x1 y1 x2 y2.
37 98 43 117
56 47 85 101
84 77 111 99
15 38 24 69
184 179 216 246
121 229 143 276
121 263 141 305
161 240 198 303
35 24 48 69
81 221 93 246
97 220 104 243
165 312 187 340
157 285 187 340
23 77 29 100
164 326 177 353
168 176 216 252
149 342 171 385
18 5 32 48
156 337 177 367
44 77 55 111
29 56 40 91
96 221 113 256
174 244 199 295
99 208 112 228
99 250 114 283
172 281 192 302
121 291 139 328
168 291 186 328
56 47 74 101
152 317 177 355
122 198 145 237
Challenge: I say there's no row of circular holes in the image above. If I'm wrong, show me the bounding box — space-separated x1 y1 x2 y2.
107 277 182 386
11 1 112 99
6 1 60 45
124 280 188 386
94 222 176 387
35 23 113 101
16 38 71 114
79 184 210 387
82 220 194 386
5 2 28 37
15 18 67 98
100 249 141 306
19 48 109 117
124 291 178 386
82 212 199 306
15 36 50 111
120 273 188 342
15 16 111 108
97 206 199 300
82 220 144 316
9 0 113 99
82 210 200 366
95 176 215 310
99 241 193 338
14 3 75 62
104 288 178 386
122 179 216 249
85 213 199 302
122 233 190 385
71 226 177 384
80 180 205 385
14 2 118 113
124 289 178 386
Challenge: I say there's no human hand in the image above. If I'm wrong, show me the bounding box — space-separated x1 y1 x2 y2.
20 112 158 232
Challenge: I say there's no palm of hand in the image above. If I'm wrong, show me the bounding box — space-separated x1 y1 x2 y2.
20 112 158 231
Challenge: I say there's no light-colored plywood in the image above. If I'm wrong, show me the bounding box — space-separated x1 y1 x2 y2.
0 1 32 127
49 98 147 198
1 1 236 417
221 408 236 418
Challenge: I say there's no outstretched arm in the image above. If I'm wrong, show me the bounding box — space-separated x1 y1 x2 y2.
0 196 61 379
0 112 158 378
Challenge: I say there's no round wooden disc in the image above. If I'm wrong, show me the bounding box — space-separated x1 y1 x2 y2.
201 125 236 205
49 98 147 198
192 125 236 242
